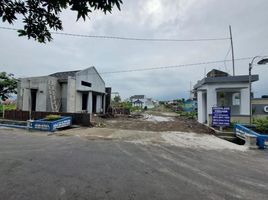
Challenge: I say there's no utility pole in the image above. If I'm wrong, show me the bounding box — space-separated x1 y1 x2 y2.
229 25 235 76
189 81 192 100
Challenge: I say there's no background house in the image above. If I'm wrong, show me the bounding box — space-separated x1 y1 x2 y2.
193 69 259 125
17 67 111 114
130 95 155 109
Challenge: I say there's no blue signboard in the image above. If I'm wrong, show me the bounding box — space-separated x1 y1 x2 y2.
212 107 231 127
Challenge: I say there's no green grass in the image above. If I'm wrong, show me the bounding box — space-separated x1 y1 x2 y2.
0 104 16 112
44 114 62 121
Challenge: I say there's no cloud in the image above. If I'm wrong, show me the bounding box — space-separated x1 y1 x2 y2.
0 0 268 100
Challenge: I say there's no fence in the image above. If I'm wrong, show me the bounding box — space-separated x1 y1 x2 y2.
4 110 91 126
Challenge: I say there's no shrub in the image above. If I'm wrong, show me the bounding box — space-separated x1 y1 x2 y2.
254 117 268 133
44 114 61 121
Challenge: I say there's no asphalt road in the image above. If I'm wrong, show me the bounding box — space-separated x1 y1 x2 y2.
0 128 268 200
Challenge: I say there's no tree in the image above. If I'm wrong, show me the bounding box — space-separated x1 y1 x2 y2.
0 72 17 101
0 0 123 43
113 95 121 103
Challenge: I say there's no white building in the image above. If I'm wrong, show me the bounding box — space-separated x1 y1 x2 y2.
17 67 109 114
193 69 258 125
130 95 155 109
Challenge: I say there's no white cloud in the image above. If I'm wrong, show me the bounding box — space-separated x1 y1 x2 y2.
0 0 268 100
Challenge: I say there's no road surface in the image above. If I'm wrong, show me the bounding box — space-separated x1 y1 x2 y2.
0 128 267 200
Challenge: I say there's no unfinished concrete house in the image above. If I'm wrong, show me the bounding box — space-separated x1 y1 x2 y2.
17 67 109 114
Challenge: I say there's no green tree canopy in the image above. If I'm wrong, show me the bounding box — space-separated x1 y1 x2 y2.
0 0 123 43
0 72 17 101
113 95 121 103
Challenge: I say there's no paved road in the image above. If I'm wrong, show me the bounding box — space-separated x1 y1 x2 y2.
0 128 268 200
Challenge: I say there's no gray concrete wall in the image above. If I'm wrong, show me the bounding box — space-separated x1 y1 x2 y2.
46 76 61 112
67 77 76 113
18 76 49 111
17 76 61 112
75 67 105 93
75 92 82 113
16 81 23 110
61 83 68 112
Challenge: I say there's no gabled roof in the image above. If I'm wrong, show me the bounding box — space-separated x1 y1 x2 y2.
48 66 105 84
133 99 144 104
49 70 79 80
76 66 105 84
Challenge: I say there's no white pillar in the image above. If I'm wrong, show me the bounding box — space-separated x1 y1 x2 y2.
240 88 250 115
96 95 102 113
103 94 106 114
22 89 30 111
197 91 207 123
206 87 217 125
87 92 92 113
67 77 76 113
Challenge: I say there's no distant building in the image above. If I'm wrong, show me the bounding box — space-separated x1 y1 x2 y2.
193 69 259 125
17 67 111 114
130 95 155 109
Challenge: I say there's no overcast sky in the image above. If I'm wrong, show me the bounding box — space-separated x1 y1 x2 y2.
1 0 268 100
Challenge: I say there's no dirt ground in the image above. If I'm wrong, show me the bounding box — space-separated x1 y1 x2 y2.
57 109 218 148
91 110 213 134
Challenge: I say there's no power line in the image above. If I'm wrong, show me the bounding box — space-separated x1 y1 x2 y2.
99 56 255 75
0 26 230 42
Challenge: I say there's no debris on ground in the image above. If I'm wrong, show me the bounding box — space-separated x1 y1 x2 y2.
58 127 246 151
100 112 213 134
144 114 174 122
160 132 247 151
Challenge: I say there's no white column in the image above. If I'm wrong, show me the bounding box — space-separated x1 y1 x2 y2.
22 89 30 111
87 92 92 113
103 94 106 114
240 88 250 115
206 87 217 125
67 77 76 113
197 91 206 123
96 95 102 113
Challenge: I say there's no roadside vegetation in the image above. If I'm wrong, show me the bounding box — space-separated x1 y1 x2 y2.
253 117 268 134
176 110 197 120
0 104 16 112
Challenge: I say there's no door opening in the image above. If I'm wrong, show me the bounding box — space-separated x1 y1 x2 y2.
30 89 37 111
82 93 88 111
92 94 97 113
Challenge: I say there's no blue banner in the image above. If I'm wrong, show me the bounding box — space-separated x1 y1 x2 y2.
212 107 231 127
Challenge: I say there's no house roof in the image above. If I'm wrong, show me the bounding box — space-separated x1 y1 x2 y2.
194 75 259 89
49 66 105 84
130 95 145 100
206 69 229 77
133 99 144 104
49 70 79 80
